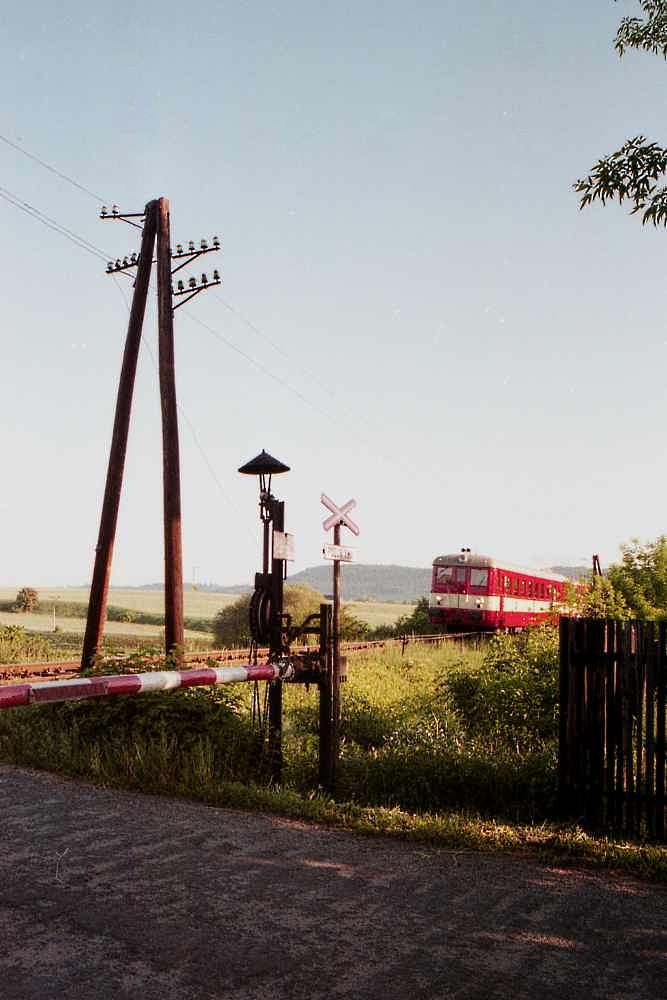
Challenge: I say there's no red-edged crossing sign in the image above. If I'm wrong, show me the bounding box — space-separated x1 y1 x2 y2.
321 493 360 536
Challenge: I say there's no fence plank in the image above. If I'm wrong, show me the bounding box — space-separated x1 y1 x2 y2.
559 617 666 841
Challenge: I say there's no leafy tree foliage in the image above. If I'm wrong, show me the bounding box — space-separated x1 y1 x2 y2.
607 536 667 618
212 583 368 646
575 2 667 226
14 587 38 613
394 597 437 634
564 577 630 620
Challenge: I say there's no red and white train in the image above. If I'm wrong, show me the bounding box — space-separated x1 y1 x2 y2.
428 549 570 632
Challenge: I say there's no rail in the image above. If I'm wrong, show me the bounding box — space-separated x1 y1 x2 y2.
0 631 486 683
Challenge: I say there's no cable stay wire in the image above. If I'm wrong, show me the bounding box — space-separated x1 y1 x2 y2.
0 131 107 203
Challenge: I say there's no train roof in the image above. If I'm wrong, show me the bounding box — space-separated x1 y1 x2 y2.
433 553 569 583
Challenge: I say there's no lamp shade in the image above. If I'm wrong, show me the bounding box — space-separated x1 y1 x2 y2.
238 450 290 476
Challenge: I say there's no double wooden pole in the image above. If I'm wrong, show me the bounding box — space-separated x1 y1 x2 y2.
81 197 184 669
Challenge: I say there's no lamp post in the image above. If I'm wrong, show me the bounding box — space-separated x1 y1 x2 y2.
238 449 290 778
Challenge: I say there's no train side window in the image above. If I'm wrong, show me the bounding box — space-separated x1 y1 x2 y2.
470 568 488 588
513 577 518 595
527 580 533 597
504 575 510 591
520 580 525 595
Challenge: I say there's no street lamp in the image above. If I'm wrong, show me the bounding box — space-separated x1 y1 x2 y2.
238 449 290 577
239 449 290 779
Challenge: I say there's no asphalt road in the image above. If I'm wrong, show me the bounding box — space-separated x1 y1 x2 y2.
0 764 665 1000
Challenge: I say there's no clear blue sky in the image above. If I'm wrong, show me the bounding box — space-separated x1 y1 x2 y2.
1 1 665 587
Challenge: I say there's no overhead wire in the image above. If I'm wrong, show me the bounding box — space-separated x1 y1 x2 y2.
0 184 113 263
211 289 336 402
0 140 420 489
0 131 107 203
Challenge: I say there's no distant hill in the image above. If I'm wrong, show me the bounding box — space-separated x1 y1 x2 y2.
287 564 430 602
113 563 591 603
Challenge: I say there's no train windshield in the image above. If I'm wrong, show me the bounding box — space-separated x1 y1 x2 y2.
435 566 466 585
434 566 489 590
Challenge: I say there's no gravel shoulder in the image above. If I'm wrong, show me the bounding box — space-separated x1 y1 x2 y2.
0 764 665 1000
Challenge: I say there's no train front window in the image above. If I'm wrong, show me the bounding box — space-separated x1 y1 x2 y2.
470 568 489 589
436 566 455 585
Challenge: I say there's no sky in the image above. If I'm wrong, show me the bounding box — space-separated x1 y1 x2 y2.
1 1 666 588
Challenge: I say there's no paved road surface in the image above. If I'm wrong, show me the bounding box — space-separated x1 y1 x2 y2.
0 764 665 999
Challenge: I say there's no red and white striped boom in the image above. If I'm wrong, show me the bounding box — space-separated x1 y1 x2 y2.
0 663 284 711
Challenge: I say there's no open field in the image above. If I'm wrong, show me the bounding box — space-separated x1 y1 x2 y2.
0 588 414 629
0 587 239 619
344 600 415 627
0 611 207 641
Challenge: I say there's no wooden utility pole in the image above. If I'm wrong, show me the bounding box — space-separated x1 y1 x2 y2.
156 197 184 659
81 200 158 670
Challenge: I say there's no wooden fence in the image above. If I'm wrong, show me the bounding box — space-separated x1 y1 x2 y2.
559 617 666 840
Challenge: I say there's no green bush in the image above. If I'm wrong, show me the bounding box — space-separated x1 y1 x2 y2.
0 625 51 663
442 627 559 750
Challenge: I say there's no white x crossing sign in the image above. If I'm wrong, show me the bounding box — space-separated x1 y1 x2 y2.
321 493 360 536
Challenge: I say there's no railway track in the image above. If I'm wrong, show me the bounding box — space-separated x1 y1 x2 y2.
0 632 482 682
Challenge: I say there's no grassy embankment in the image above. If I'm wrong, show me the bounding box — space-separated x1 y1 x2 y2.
0 626 665 881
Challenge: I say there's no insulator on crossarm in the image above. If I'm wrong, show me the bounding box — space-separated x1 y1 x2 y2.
212 236 220 248
177 280 184 292
188 240 195 252
122 257 129 267
213 269 220 282
100 206 108 218
201 273 208 285
115 259 121 270
106 261 113 273
130 253 137 264
111 204 119 217
200 239 208 250
188 277 196 289
176 244 183 255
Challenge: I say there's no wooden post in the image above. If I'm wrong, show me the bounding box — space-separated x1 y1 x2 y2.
268 498 285 779
81 201 158 670
156 197 184 660
318 602 334 788
331 523 342 786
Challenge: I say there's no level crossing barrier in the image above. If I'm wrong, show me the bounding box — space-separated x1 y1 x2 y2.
0 662 288 710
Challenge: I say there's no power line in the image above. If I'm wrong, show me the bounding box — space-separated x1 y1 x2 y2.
0 184 112 263
0 132 106 203
183 309 338 423
211 290 336 401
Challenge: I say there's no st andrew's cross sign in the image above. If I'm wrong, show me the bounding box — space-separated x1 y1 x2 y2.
320 493 360 537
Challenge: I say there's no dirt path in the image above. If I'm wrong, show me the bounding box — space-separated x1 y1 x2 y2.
0 765 665 999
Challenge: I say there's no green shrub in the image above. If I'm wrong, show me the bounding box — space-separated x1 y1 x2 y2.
442 627 559 750
0 625 51 663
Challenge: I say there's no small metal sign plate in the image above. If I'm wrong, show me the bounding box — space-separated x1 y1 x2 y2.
273 531 295 561
322 543 354 562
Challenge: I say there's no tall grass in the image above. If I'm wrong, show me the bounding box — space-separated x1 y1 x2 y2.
0 632 560 821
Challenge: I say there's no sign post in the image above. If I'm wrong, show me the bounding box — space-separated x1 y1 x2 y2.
320 493 360 789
